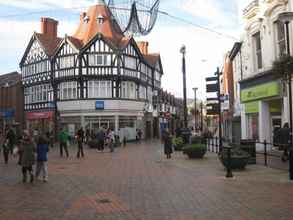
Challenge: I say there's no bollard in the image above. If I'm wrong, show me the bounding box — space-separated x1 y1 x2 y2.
226 146 233 178
212 138 214 152
289 144 293 180
264 140 268 167
216 137 218 153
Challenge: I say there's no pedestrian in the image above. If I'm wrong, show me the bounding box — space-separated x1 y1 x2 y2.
76 127 84 158
58 128 69 157
85 129 90 144
46 130 54 148
2 139 10 164
162 128 173 159
6 127 15 155
138 129 142 143
275 123 290 162
107 129 115 153
97 128 105 151
35 134 49 182
20 130 35 183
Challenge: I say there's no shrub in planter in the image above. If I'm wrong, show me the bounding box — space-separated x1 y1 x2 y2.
88 139 99 149
189 136 203 144
182 143 207 159
172 137 184 151
219 148 249 170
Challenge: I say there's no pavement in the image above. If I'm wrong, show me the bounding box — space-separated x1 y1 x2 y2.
0 140 293 220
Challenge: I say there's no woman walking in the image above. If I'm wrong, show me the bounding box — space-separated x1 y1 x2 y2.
20 130 35 183
162 129 173 159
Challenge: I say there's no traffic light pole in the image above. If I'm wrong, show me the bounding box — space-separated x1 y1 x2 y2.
216 67 223 152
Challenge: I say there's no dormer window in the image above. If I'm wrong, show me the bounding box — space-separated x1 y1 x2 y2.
97 14 104 24
83 15 90 23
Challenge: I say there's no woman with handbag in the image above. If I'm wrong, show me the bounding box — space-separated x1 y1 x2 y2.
20 130 36 183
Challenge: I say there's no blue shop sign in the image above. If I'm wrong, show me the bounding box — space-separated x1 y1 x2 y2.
95 101 104 110
0 110 14 118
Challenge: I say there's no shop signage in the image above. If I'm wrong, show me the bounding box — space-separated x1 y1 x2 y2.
241 82 280 103
26 111 53 120
0 110 14 118
245 100 282 114
95 101 104 110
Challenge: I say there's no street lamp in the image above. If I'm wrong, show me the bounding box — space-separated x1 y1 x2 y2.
192 87 198 133
180 45 188 129
180 45 191 143
278 11 293 180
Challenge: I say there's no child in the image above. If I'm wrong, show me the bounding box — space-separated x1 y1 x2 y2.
35 135 49 182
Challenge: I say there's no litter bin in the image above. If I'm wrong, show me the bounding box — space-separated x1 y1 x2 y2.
180 128 191 144
240 139 256 164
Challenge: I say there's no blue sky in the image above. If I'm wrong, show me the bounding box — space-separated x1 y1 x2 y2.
0 0 250 98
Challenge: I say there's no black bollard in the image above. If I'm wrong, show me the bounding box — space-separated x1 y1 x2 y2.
226 147 233 178
264 140 268 167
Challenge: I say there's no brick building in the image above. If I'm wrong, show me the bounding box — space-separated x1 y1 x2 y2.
0 72 24 134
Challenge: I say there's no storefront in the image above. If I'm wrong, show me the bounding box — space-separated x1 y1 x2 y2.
57 99 146 141
240 81 284 146
26 111 54 133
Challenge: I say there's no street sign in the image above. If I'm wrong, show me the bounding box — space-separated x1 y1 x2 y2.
206 83 219 93
207 97 218 101
205 77 218 82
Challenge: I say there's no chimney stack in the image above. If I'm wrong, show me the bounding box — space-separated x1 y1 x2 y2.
41 17 58 38
137 41 149 54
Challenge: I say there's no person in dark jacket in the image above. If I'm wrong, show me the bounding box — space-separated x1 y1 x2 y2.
275 123 290 162
2 139 10 164
6 127 15 155
35 134 49 182
76 128 84 158
162 129 173 159
20 130 35 183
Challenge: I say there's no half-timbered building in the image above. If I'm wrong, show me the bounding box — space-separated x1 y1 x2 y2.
20 0 163 140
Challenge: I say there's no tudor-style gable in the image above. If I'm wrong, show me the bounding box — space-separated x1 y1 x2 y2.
54 38 79 78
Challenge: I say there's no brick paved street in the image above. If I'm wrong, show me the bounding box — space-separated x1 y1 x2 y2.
1 141 293 220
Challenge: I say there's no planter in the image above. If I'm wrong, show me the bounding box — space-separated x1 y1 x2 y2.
182 144 207 159
219 148 249 170
88 140 98 149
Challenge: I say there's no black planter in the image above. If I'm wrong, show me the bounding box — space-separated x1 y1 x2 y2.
220 156 249 170
183 144 207 159
88 140 98 149
174 144 184 151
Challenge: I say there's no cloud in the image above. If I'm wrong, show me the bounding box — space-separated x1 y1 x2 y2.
0 19 77 73
0 0 95 10
181 0 238 28
137 22 234 99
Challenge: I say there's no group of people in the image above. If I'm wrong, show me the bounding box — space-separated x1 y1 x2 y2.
0 128 49 183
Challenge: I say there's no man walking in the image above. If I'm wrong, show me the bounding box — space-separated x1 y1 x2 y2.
58 128 69 157
275 123 290 162
76 127 84 158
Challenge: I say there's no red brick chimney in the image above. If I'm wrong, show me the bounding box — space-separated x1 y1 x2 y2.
137 41 149 54
41 17 58 38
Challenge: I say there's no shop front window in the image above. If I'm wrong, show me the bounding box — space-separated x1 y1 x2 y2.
247 114 259 140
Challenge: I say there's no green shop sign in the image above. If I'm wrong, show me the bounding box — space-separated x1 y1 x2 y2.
241 82 280 103
245 100 282 114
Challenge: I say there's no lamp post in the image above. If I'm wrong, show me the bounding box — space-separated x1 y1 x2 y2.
180 45 191 143
192 87 198 133
278 12 293 180
180 45 188 129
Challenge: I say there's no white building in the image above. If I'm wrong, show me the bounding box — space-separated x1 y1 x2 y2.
234 0 293 149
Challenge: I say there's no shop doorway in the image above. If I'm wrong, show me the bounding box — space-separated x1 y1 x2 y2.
272 116 282 145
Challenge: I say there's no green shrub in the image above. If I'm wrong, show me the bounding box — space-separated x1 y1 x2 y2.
172 137 184 151
182 143 207 159
190 136 206 144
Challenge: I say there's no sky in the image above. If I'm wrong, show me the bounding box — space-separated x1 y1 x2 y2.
0 0 252 99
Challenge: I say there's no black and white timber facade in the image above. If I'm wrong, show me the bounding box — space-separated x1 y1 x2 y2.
20 1 167 140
